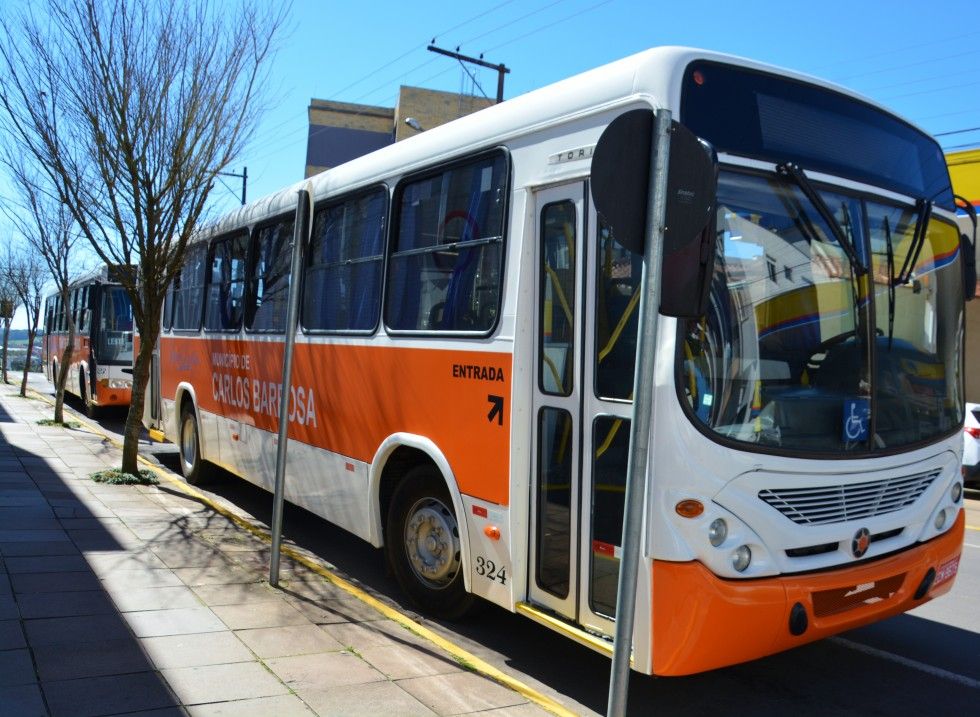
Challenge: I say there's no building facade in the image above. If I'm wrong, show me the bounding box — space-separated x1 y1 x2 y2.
305 87 494 177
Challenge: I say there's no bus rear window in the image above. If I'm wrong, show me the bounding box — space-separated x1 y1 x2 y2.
680 61 953 209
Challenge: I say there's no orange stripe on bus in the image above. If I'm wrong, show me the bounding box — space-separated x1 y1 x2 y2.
160 337 513 505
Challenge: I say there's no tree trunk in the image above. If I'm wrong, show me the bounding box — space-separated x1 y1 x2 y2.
19 328 36 397
121 329 154 474
54 325 75 424
1 318 9 384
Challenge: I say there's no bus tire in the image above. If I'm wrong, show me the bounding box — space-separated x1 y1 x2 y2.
386 465 475 620
79 369 100 419
178 403 213 485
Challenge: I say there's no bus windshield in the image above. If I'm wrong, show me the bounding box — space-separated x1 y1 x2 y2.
98 286 134 364
680 170 964 454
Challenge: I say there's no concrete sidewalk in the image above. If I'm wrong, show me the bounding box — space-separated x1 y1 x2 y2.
0 385 553 717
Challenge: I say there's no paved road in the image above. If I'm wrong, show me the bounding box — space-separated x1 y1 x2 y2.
39 374 980 716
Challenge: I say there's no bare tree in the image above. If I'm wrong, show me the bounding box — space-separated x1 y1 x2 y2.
0 0 285 472
5 246 46 397
0 270 18 384
0 154 85 422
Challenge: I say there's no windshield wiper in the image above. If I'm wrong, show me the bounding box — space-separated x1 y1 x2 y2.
883 216 896 350
895 198 932 286
776 163 866 276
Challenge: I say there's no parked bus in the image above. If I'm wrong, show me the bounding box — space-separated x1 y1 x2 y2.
43 265 135 416
143 47 970 676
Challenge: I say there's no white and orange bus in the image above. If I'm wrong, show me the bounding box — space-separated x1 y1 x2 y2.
43 265 135 417
143 47 970 676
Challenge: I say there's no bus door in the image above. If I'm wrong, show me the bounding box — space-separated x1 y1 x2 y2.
530 182 636 637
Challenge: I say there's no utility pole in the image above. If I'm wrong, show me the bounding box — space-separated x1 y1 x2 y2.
427 44 510 103
218 166 248 205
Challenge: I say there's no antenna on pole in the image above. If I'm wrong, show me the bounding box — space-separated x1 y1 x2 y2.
427 44 510 103
217 167 248 205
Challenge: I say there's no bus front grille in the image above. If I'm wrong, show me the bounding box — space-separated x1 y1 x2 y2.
758 470 940 525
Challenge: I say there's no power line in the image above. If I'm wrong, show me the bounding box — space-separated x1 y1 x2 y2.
935 126 980 138
878 77 980 103
807 29 980 72
325 0 518 101
833 48 980 84
482 0 614 54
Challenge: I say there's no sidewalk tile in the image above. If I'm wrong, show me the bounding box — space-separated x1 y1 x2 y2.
100 568 183 591
187 694 315 717
358 641 460 680
300 681 437 717
465 702 554 716
4 554 90 574
16 589 113 619
161 662 289 705
123 606 227 638
0 541 80 557
316 616 430 650
234 624 344 659
0 648 36 686
84 550 169 574
108 585 203 612
140 631 254 669
0 529 70 543
191 581 282 606
0 619 26 649
286 594 389 625
265 651 386 690
11 570 101 594
397 672 527 714
0 684 46 717
33 638 148 681
212 600 311 630
24 613 130 646
173 565 261 586
43 671 179 717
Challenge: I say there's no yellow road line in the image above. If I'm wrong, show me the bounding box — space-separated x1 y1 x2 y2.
29 390 578 717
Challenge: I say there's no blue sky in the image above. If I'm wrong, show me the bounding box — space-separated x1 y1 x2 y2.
219 0 979 212
5 0 980 327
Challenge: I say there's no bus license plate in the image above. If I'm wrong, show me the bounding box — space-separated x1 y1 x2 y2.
933 556 959 588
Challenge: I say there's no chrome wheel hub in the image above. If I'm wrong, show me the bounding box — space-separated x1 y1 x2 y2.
404 497 460 588
180 416 197 472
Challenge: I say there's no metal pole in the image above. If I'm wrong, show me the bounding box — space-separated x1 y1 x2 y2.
241 167 247 206
606 108 673 717
496 66 505 104
269 186 310 587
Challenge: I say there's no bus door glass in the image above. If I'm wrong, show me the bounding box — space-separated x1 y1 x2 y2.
530 183 585 619
579 203 639 635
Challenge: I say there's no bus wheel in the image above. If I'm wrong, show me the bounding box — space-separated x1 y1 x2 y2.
386 465 474 619
179 404 213 485
79 370 100 419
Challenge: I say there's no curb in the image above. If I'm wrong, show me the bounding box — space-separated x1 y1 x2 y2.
28 387 579 717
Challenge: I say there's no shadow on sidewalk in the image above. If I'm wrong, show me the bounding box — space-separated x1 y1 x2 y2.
0 397 184 716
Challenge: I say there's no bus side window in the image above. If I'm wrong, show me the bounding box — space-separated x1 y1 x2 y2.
246 219 293 333
304 188 386 333
204 233 248 332
172 244 208 331
386 152 507 333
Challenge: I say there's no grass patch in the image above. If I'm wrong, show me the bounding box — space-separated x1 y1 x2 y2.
90 468 159 486
451 654 478 672
37 418 82 429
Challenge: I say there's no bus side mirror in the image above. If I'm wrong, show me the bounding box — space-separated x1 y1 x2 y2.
591 109 718 319
954 195 977 302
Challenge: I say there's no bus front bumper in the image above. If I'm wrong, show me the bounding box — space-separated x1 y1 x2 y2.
651 509 964 676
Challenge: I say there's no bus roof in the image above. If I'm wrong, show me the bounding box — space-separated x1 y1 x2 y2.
200 46 932 240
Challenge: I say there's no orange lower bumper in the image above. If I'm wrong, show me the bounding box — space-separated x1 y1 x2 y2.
652 510 965 676
95 382 132 407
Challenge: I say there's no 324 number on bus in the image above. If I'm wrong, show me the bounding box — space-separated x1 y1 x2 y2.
475 556 507 585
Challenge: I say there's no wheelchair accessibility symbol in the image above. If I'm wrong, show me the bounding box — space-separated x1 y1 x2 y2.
842 398 870 442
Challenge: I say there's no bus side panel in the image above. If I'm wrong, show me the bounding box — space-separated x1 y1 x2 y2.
159 336 513 506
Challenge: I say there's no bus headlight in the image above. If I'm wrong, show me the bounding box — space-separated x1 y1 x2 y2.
732 545 752 572
934 510 947 531
108 379 132 389
708 518 727 547
951 482 962 504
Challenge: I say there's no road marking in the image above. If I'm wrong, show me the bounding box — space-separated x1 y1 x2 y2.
967 524 980 532
964 542 980 549
32 390 577 717
831 637 980 690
